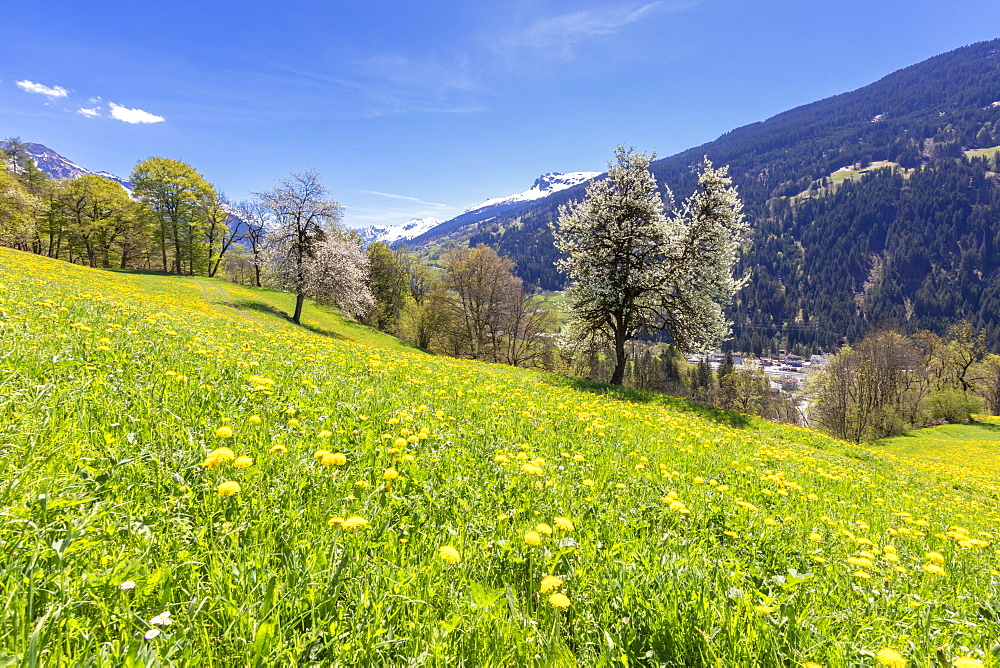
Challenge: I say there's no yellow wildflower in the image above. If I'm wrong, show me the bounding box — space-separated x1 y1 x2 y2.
341 516 369 530
216 481 240 497
553 517 574 531
547 592 570 610
539 575 563 593
922 563 946 576
322 452 347 467
524 530 542 546
233 456 253 469
875 648 906 667
438 545 461 564
215 426 233 438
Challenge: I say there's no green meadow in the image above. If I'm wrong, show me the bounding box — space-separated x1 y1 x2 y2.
1 246 997 666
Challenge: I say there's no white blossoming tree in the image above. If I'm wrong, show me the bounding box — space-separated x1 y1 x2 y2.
258 172 374 324
551 146 747 386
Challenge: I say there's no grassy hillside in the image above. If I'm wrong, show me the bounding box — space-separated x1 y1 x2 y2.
1 247 998 666
875 418 1000 496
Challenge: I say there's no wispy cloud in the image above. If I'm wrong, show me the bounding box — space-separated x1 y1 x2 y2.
108 102 165 124
489 2 665 66
77 106 101 118
359 189 450 208
338 1 690 116
16 79 68 98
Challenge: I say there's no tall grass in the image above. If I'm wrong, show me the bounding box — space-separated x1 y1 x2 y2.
1 247 997 666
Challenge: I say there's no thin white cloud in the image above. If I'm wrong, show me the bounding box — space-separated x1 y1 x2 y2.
17 79 69 98
359 189 450 208
108 102 165 124
77 106 102 118
497 3 664 63
343 2 690 115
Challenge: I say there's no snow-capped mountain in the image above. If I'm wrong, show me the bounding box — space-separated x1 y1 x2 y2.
6 141 132 191
466 172 600 212
401 171 601 248
359 217 444 246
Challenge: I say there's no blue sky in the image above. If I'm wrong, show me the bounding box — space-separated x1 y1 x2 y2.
3 1 999 229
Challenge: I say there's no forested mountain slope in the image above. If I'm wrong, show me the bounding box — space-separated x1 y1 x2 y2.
462 39 1000 352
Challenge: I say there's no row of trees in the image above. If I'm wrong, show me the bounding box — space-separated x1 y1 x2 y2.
1 140 243 277
810 322 999 442
3 140 749 387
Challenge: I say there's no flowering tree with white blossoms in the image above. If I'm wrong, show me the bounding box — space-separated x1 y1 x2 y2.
258 172 373 323
551 146 747 386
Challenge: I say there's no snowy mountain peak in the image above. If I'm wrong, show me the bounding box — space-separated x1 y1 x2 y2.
4 141 132 191
359 217 444 245
468 171 600 212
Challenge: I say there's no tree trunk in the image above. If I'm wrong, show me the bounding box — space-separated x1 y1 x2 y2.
610 328 628 385
292 292 305 324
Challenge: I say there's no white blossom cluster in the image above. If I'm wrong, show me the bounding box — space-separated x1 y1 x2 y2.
551 146 747 382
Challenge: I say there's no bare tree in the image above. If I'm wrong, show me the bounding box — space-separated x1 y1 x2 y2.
232 199 268 287
202 192 241 278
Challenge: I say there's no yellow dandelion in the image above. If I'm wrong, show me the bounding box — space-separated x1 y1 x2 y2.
536 523 553 536
217 481 241 497
723 530 738 538
853 570 872 580
548 592 570 610
809 533 823 542
327 516 344 526
215 426 234 438
582 479 595 487
314 449 331 460
925 551 945 564
922 563 946 576
202 447 235 468
539 575 563 593
952 657 983 668
524 530 542 546
317 429 333 439
269 444 288 453
875 648 906 668
233 456 253 469
383 467 399 480
248 415 262 424
438 545 461 564
321 452 347 467
287 418 300 427
803 662 823 668
341 516 369 530
735 500 758 512
553 517 574 531
393 437 408 449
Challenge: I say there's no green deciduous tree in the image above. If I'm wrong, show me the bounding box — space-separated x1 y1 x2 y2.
366 242 412 332
131 157 214 274
551 146 747 385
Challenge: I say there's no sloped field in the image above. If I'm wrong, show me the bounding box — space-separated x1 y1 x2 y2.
0 247 997 666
